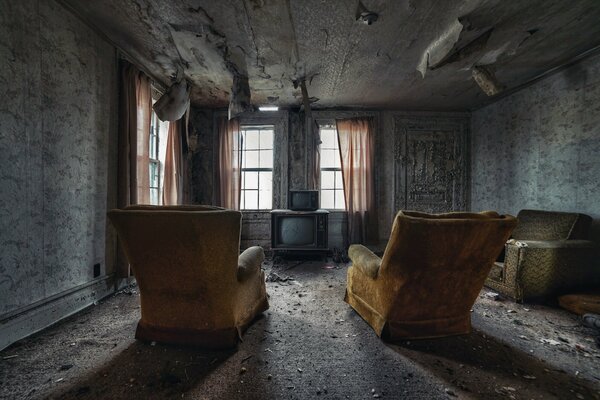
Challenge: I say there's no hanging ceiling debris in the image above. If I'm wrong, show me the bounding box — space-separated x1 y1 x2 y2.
64 0 600 110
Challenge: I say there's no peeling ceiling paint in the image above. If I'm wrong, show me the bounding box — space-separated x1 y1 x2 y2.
63 0 600 110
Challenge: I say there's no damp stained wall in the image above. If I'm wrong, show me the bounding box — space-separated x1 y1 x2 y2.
471 52 600 241
0 0 117 322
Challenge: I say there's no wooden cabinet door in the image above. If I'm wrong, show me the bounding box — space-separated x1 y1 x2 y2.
394 116 469 213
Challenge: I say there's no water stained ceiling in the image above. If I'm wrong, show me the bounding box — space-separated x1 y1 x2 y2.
63 0 600 110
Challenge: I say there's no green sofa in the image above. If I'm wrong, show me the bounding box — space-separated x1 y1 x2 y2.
485 209 599 302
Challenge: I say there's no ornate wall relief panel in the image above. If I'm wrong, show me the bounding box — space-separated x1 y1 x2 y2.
394 116 469 213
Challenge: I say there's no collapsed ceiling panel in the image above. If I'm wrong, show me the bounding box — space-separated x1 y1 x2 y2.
63 0 600 110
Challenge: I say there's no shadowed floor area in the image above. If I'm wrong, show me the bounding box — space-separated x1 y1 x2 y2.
1 260 599 399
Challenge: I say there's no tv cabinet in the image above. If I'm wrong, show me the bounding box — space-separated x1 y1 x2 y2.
271 209 329 260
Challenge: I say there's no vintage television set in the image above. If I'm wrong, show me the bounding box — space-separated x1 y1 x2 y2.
271 209 329 258
288 190 319 211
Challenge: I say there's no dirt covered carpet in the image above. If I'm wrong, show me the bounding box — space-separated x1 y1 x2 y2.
1 260 600 399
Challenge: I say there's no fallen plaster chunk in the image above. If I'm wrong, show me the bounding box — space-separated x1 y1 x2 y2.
417 19 463 78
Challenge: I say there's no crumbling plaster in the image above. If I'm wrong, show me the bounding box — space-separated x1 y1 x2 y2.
471 51 600 242
62 0 600 110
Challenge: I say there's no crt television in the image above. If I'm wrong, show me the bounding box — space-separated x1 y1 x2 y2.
271 210 328 250
289 190 319 211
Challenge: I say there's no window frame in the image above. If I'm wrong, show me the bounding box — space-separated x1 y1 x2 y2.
319 125 346 210
239 124 274 210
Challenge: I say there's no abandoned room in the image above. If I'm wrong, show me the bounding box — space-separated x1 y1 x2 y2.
2 0 600 399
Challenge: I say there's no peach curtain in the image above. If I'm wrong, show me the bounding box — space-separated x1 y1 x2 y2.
336 117 378 245
215 116 242 210
162 119 183 205
116 61 152 276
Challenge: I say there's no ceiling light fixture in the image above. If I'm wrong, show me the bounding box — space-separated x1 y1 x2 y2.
259 105 279 111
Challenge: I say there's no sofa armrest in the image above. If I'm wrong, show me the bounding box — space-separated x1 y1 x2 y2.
349 244 382 279
504 240 599 300
513 240 597 249
237 246 265 282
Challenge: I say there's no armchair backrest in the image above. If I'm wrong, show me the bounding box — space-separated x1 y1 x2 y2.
513 209 591 240
380 210 517 320
108 206 243 326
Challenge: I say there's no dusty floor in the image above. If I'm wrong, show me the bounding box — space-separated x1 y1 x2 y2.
1 260 600 400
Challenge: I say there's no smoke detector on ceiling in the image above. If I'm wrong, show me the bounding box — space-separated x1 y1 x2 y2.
356 1 378 25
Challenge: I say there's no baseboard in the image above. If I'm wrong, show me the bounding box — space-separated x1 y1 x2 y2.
0 276 115 351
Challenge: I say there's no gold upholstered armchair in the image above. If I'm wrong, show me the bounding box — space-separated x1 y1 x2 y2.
345 210 517 340
485 209 599 302
108 205 269 348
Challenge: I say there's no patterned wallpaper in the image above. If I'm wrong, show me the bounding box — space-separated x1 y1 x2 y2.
471 52 600 241
0 0 117 315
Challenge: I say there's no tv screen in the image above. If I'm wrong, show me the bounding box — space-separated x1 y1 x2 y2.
279 216 315 246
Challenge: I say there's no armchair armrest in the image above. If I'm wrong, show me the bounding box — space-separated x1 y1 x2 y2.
237 246 265 282
349 244 381 279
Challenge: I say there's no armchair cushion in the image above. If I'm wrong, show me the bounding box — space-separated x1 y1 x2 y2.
349 244 382 279
237 246 265 282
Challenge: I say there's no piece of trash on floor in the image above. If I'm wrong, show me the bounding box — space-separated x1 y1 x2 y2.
2 355 18 360
485 291 503 301
322 264 336 269
523 375 536 380
444 387 457 397
541 338 562 346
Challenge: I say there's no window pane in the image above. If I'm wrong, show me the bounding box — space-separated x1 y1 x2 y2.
335 189 345 209
244 150 260 168
243 171 258 189
259 149 273 168
259 190 272 209
321 149 337 168
244 130 260 150
261 129 273 149
333 149 341 168
259 171 272 191
150 188 159 206
321 170 335 189
320 128 337 149
334 170 343 190
321 189 334 209
149 162 159 188
240 191 245 209
245 190 258 209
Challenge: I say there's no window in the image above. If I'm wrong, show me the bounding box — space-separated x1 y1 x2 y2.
148 109 168 205
149 112 160 205
319 126 345 209
240 125 274 210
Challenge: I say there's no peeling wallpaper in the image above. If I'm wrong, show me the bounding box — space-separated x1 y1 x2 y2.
0 0 117 315
471 52 600 241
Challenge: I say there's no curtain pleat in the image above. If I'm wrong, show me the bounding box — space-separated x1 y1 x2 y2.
336 117 378 245
215 116 242 210
162 120 183 205
116 61 152 277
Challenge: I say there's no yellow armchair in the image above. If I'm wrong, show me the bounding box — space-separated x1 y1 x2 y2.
345 210 517 340
108 205 268 348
